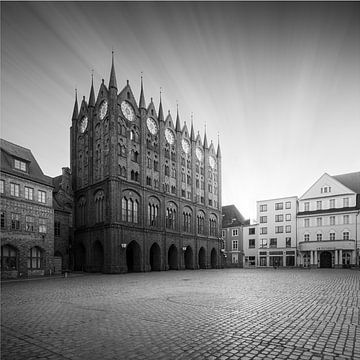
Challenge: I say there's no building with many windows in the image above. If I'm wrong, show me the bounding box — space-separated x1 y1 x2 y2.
0 139 54 278
71 55 222 273
256 196 298 267
221 205 248 267
243 223 258 268
297 172 360 268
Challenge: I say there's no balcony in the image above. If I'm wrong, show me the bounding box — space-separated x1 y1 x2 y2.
299 239 355 252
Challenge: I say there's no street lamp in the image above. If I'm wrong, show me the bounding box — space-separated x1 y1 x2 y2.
182 246 187 252
121 243 127 249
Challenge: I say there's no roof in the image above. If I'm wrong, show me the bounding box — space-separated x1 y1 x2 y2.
222 204 246 228
333 172 360 194
0 138 53 186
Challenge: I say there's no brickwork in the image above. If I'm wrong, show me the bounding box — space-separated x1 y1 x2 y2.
1 269 359 360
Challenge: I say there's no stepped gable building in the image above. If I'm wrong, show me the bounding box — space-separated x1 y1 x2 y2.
0 139 54 278
71 55 222 273
297 172 360 268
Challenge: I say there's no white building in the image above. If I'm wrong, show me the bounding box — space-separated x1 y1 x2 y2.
243 223 258 267
297 172 360 268
257 196 298 267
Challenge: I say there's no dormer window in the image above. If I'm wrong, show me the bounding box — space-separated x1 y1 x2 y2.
14 159 27 172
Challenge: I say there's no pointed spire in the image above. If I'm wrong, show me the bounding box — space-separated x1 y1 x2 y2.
158 88 164 122
139 74 146 109
190 113 195 141
72 89 78 120
203 124 208 148
175 103 181 132
89 71 95 107
217 133 221 157
109 51 117 90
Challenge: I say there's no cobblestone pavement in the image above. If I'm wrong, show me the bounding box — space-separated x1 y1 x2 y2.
1 269 360 360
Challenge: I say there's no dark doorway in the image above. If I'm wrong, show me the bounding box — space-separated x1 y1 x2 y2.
150 243 161 271
93 241 104 272
184 246 193 269
168 245 178 270
320 251 332 268
126 241 141 272
74 243 86 271
198 247 206 269
211 248 217 269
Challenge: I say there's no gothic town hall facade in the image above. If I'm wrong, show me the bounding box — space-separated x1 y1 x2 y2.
71 56 222 273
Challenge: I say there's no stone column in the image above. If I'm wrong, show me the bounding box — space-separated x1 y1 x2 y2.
335 250 338 266
314 250 318 268
310 251 313 267
339 249 343 268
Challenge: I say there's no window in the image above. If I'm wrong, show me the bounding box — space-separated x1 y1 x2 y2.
343 198 349 207
275 226 283 234
148 203 159 227
55 221 61 236
260 227 267 235
285 202 291 209
25 216 34 232
260 216 267 223
260 238 267 248
285 225 291 233
1 245 17 271
249 228 255 235
1 211 5 228
343 215 349 225
39 218 47 233
28 247 43 269
343 231 349 240
25 187 34 200
275 214 283 222
232 240 238 250
131 150 139 163
316 217 322 227
316 201 322 210
10 183 20 197
222 230 226 238
0 179 4 193
304 202 310 212
154 160 159 172
95 191 105 223
249 239 255 248
330 216 335 226
260 204 267 212
38 190 46 203
317 233 322 241
275 202 283 210
11 213 20 230
329 199 335 209
330 232 335 241
197 213 205 234
209 217 217 236
304 234 310 242
270 238 277 248
183 210 192 233
286 237 291 248
304 218 310 228
232 229 238 236
285 214 291 221
14 159 27 171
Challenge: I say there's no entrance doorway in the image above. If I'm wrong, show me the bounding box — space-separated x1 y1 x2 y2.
149 243 161 271
168 245 178 270
74 243 86 271
184 246 193 269
320 251 332 268
126 241 141 272
198 247 206 269
211 248 217 269
93 241 104 272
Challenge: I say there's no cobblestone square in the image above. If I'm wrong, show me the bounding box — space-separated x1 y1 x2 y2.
1 269 359 360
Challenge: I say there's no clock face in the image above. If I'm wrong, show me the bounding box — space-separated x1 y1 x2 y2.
209 155 216 169
99 100 108 120
121 101 135 122
147 117 158 135
165 128 175 144
182 139 190 154
195 147 203 161
79 116 88 133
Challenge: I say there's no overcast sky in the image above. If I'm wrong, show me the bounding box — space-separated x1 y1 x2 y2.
1 2 359 220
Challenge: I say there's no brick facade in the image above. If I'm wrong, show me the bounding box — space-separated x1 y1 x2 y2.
71 57 222 273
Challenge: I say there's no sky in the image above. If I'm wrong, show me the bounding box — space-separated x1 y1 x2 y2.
1 2 360 220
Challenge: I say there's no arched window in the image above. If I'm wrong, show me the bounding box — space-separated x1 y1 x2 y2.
121 197 127 221
122 196 139 223
148 200 159 227
94 190 105 223
197 212 205 235
166 203 177 230
182 207 192 233
28 247 43 270
77 197 86 226
209 214 218 236
1 245 17 271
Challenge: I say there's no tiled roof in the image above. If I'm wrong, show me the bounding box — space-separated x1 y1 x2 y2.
0 138 53 186
333 172 360 194
222 204 246 227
